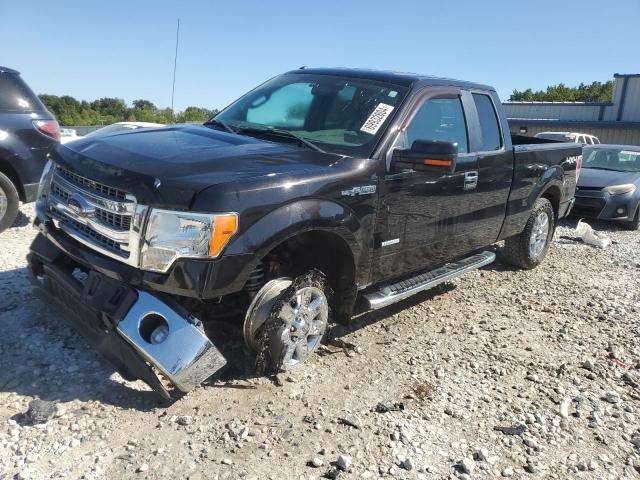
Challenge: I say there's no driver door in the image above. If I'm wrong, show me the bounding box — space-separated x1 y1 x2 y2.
372 88 480 281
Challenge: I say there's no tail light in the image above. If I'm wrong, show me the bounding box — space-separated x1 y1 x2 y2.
32 119 60 141
576 154 583 182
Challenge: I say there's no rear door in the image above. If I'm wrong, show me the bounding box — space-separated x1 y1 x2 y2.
464 91 514 246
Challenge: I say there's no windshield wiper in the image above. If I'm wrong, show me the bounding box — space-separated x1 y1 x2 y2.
203 118 235 134
236 126 325 153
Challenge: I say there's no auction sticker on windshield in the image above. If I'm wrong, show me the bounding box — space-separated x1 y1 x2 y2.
360 103 395 135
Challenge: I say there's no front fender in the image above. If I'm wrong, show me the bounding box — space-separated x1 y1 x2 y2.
225 198 362 260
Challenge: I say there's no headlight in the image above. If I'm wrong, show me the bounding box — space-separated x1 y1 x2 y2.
602 184 637 195
36 159 54 199
140 209 238 272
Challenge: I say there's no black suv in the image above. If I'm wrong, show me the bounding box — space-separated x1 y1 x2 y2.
0 66 59 232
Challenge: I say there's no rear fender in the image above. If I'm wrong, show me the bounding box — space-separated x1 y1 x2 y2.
499 165 565 240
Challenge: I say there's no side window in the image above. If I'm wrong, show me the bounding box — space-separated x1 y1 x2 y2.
472 93 502 151
405 97 468 153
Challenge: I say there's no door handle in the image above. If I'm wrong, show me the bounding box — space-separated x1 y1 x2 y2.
464 171 478 191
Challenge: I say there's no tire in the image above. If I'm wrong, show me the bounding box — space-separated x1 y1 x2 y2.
253 269 330 375
0 172 20 233
502 198 555 270
623 207 639 231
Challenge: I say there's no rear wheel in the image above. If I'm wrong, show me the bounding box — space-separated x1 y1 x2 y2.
502 198 555 269
623 207 639 231
0 172 20 233
249 270 330 375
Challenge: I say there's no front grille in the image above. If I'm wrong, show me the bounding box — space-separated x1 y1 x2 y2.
45 168 142 265
94 209 131 230
51 181 131 231
56 166 127 201
573 196 606 218
53 209 124 254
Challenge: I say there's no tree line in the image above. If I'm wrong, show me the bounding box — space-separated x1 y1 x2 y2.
509 80 614 103
38 94 219 126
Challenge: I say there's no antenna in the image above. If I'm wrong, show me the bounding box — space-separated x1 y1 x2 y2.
170 18 180 121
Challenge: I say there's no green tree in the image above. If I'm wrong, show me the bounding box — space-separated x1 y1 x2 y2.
38 94 218 126
176 106 218 123
510 80 614 102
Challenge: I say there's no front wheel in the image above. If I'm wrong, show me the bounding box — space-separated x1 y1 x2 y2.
0 172 20 233
250 270 330 375
502 198 555 270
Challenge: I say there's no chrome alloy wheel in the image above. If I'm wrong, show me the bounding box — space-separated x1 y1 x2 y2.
0 185 7 222
529 211 550 258
276 286 328 370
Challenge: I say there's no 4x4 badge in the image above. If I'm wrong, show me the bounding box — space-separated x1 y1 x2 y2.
341 185 376 197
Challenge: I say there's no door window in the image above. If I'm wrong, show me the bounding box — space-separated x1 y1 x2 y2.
472 93 502 151
405 97 468 153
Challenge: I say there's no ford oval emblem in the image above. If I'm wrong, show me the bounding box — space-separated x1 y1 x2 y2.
67 194 95 218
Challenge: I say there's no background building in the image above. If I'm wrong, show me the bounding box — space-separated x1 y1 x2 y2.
504 74 640 145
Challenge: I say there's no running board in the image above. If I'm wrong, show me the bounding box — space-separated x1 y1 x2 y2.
364 251 496 310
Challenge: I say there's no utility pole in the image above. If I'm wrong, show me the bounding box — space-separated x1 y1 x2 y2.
171 19 180 122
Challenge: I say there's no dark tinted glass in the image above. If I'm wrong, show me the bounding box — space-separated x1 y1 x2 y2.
472 93 501 151
406 97 468 153
0 73 44 112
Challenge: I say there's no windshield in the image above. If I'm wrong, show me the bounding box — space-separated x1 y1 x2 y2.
212 73 408 156
583 147 640 172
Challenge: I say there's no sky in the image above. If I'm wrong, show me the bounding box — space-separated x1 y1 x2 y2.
1 0 638 112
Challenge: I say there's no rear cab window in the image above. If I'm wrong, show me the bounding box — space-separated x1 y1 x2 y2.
0 73 45 112
472 93 502 151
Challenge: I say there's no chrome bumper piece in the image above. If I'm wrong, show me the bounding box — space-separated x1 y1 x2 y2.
117 291 227 392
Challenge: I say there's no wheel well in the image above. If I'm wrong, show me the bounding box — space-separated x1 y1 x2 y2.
541 185 561 219
258 230 357 322
0 159 25 201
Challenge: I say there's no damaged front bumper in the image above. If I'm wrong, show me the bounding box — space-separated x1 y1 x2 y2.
27 234 227 400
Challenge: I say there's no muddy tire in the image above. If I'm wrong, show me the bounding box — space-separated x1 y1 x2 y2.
0 172 20 233
502 198 555 270
254 270 330 375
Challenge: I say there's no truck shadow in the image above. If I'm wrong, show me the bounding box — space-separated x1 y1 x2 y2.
0 267 161 412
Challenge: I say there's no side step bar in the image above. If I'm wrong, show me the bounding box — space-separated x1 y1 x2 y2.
364 251 496 310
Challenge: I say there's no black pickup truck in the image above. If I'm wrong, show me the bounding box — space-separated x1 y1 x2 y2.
28 68 582 399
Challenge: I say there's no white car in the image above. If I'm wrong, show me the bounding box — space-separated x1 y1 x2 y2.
84 121 165 138
535 131 600 144
59 128 79 144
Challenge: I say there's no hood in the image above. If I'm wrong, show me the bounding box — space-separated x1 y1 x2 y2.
53 124 341 209
577 167 640 189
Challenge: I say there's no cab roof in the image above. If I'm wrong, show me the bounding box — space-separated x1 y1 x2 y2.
287 67 494 92
0 66 19 74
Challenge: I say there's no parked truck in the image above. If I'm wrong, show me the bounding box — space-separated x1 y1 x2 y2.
28 68 582 399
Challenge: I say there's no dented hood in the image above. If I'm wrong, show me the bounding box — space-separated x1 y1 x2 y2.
52 124 340 209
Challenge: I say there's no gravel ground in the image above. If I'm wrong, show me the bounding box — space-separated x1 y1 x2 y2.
1 204 639 480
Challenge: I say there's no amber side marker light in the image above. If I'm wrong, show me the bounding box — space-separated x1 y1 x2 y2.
209 214 238 257
423 159 453 167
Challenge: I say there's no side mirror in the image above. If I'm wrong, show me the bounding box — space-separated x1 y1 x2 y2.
392 139 458 174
